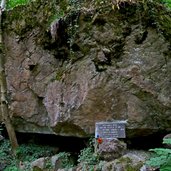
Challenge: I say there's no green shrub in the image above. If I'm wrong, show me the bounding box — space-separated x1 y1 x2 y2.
16 143 55 162
0 140 57 170
4 166 19 171
77 138 99 171
161 0 171 8
0 140 16 166
56 152 74 169
146 138 171 171
0 140 18 171
7 0 31 9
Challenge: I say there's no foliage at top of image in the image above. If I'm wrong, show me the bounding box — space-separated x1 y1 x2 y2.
161 0 171 8
112 0 171 9
146 138 171 171
3 0 171 13
6 0 31 9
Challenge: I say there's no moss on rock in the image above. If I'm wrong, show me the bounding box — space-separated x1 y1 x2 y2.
52 122 87 137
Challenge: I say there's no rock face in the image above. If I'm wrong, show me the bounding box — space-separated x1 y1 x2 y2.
2 0 171 137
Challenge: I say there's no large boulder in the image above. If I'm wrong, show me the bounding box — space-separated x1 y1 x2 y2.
2 0 171 137
74 150 150 171
101 150 149 171
97 139 127 161
30 155 59 171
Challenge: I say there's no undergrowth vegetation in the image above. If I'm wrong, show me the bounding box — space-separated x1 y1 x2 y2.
0 140 15 170
55 152 75 169
4 0 171 10
146 138 171 171
77 138 99 171
0 139 57 170
162 0 171 8
0 138 100 171
7 0 30 9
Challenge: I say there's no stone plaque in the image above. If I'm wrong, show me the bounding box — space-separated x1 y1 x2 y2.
95 121 126 139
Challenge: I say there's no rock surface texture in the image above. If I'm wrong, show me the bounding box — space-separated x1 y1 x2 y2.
97 139 127 161
2 0 171 137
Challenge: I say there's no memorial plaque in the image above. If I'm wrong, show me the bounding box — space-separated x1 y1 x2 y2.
95 121 126 139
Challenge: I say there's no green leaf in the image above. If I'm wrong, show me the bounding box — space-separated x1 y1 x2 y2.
161 163 171 171
146 156 168 167
149 148 171 155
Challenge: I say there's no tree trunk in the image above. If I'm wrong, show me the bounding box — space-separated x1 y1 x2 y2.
0 0 18 151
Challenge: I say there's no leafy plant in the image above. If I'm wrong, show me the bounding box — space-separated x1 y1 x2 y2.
0 140 18 171
44 158 53 170
0 140 15 165
78 138 99 171
161 0 171 8
7 0 31 9
56 152 74 169
0 139 57 170
4 166 19 171
146 138 171 171
16 143 55 162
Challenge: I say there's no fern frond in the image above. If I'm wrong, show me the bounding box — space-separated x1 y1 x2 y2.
146 156 168 167
149 148 171 155
160 160 171 171
147 137 171 170
161 166 171 171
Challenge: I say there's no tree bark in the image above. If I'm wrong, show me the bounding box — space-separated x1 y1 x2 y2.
0 0 19 151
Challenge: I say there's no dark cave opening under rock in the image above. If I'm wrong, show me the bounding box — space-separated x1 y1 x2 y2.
0 126 169 153
15 132 89 154
125 131 168 150
1 130 89 165
15 133 89 165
